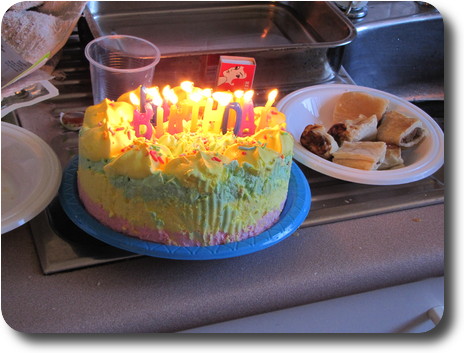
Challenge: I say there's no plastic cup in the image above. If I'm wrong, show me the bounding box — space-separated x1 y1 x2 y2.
85 35 161 104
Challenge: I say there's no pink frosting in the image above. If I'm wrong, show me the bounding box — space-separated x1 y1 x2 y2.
78 181 284 246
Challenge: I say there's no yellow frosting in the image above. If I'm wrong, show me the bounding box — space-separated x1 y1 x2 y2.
83 98 134 129
253 125 293 155
79 123 133 161
104 138 173 178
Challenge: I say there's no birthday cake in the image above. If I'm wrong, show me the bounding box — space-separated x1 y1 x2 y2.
77 83 294 246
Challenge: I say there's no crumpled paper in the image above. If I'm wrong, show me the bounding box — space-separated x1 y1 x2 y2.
1 1 86 117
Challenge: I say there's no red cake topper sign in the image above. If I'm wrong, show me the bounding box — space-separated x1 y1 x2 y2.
216 56 256 91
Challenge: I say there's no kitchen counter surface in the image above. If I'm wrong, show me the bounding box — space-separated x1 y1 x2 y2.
2 202 444 333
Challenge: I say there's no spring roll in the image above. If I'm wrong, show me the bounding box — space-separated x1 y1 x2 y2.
378 144 404 170
332 141 387 170
328 114 378 145
300 124 339 159
377 111 426 148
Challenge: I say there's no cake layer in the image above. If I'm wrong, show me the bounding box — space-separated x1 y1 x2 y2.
78 153 291 246
78 182 285 246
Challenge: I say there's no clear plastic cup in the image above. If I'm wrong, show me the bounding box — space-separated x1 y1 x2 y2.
85 35 161 104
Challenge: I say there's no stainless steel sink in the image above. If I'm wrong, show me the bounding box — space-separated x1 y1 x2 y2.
341 1 444 102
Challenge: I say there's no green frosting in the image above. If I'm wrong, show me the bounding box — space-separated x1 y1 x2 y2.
80 153 291 206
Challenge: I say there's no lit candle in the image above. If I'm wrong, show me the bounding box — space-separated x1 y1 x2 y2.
145 86 161 125
162 85 172 121
231 90 245 131
265 89 278 108
155 105 165 138
202 89 214 130
189 90 202 132
130 91 154 139
165 89 185 134
237 90 255 137
234 90 245 108
180 81 194 94
258 89 278 130
221 102 242 135
211 92 233 133
149 92 164 138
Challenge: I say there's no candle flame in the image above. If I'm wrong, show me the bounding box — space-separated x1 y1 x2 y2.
244 90 254 102
268 89 278 101
162 85 171 99
202 88 213 98
146 86 163 105
180 81 194 93
234 90 244 99
189 90 203 103
212 91 233 106
163 85 178 105
129 92 140 106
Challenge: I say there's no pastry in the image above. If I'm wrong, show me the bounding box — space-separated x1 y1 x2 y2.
300 124 339 159
377 111 426 148
328 114 378 145
332 141 387 170
378 144 404 170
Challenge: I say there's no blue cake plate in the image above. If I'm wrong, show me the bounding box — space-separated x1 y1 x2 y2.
59 157 311 260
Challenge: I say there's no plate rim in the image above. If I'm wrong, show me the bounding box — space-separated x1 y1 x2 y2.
276 83 444 185
59 157 311 260
1 122 62 233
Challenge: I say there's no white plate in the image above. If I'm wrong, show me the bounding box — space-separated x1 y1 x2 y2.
276 84 444 185
1 122 62 233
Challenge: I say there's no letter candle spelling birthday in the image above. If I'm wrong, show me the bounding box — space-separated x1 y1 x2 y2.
210 92 233 133
237 90 256 137
257 89 278 131
221 102 242 135
130 86 154 139
117 81 280 139
146 87 165 138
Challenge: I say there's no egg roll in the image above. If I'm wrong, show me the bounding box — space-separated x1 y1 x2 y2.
377 111 426 148
328 114 378 145
332 141 387 170
300 124 339 160
378 144 404 170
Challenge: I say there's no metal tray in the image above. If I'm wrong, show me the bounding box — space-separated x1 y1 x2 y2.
83 1 356 91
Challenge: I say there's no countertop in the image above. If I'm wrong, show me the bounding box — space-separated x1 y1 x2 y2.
2 202 444 333
1 1 444 333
